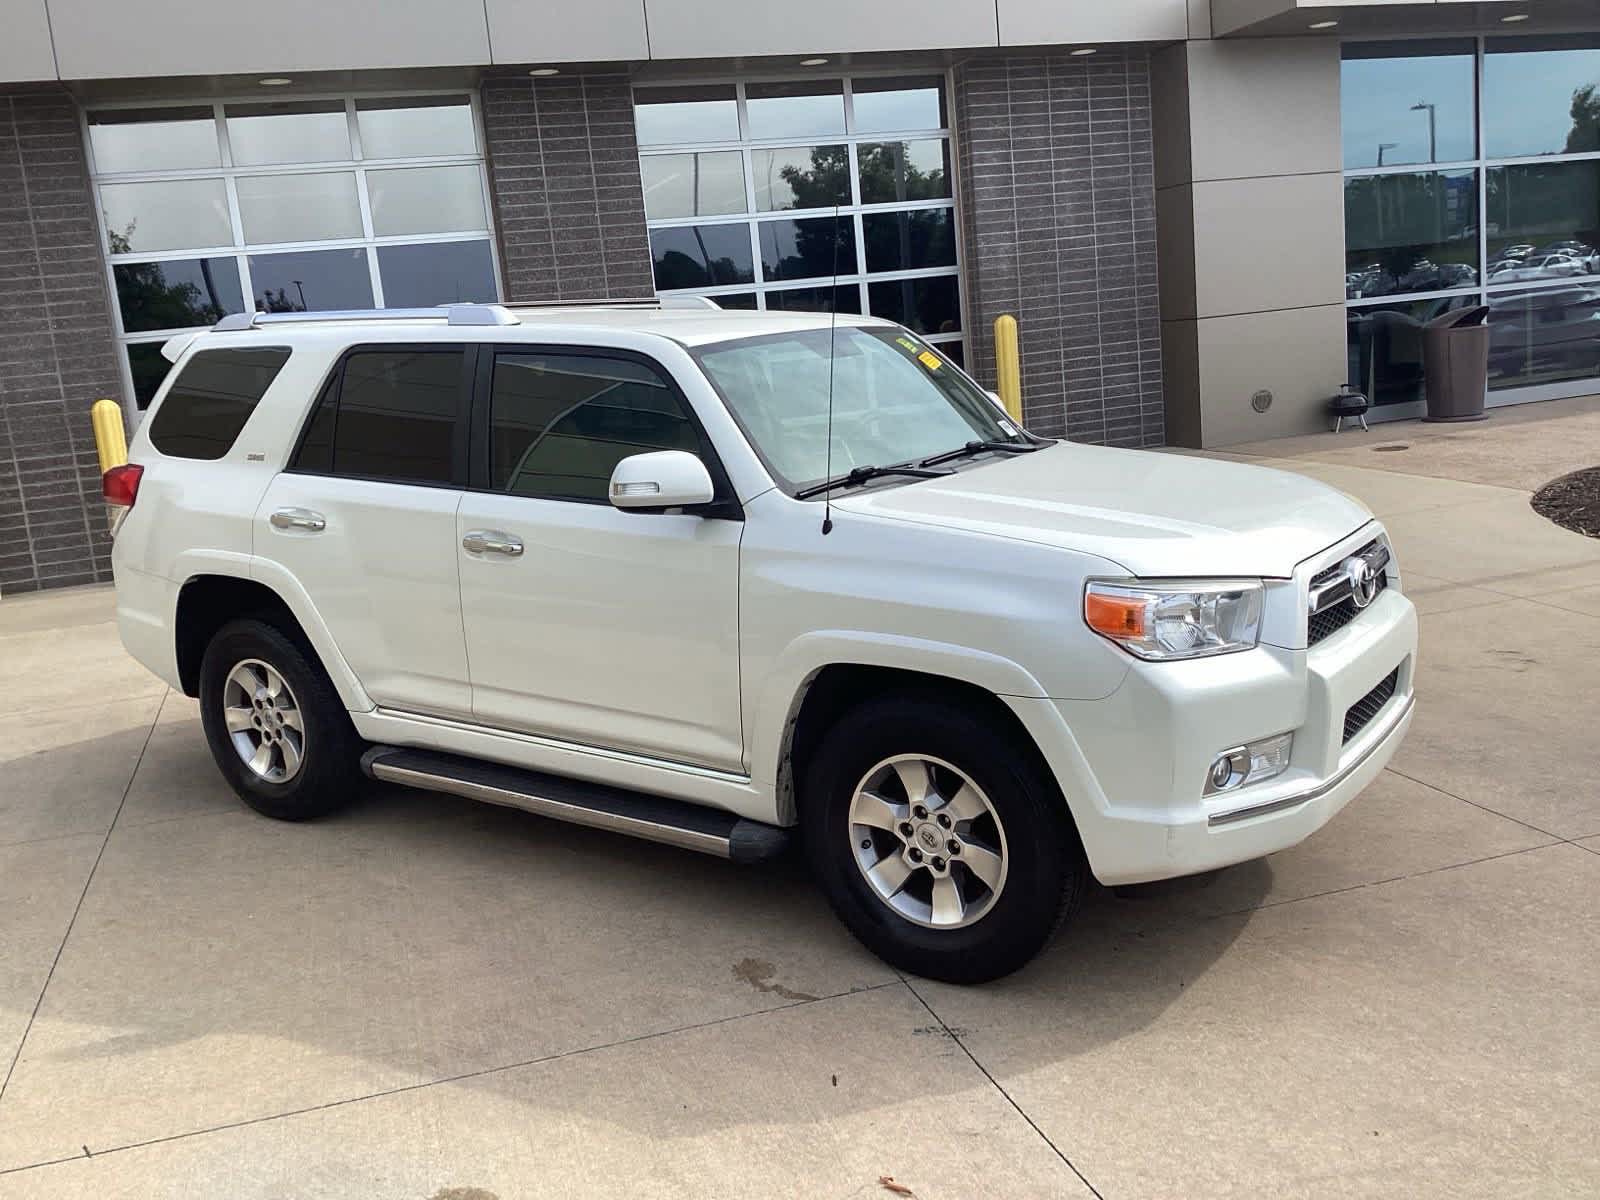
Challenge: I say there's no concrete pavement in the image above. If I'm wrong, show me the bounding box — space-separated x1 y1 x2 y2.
1 397 1598 1198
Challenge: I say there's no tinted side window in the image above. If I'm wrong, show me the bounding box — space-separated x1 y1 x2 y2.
147 347 290 460
315 349 464 485
490 353 702 501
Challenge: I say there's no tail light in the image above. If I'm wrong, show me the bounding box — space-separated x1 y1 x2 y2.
103 463 143 507
102 463 143 534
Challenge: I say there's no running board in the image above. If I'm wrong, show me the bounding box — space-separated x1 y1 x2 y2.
360 746 790 864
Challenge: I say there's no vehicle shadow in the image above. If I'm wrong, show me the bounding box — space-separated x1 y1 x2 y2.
0 722 1270 1158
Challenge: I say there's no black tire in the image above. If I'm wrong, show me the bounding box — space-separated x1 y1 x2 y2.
198 617 364 821
801 693 1087 984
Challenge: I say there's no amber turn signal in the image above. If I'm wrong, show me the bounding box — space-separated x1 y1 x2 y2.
1084 590 1148 640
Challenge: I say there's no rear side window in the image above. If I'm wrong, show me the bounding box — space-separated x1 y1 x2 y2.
489 353 702 502
147 347 290 460
291 348 465 485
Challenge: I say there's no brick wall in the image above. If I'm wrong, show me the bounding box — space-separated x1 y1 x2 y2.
480 70 655 302
0 87 123 595
953 50 1164 447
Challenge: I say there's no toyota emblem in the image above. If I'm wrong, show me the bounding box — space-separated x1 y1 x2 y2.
1343 556 1380 609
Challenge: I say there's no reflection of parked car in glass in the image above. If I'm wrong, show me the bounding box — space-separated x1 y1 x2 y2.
1489 253 1588 283
1488 284 1600 387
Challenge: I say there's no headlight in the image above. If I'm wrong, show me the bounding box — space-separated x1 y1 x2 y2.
1084 579 1263 660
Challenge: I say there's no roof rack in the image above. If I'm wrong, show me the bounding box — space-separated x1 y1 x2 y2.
506 295 722 310
211 303 519 331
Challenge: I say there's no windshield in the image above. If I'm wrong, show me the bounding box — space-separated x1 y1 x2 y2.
693 327 1022 493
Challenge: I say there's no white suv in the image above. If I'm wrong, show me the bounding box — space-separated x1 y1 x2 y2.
108 302 1417 982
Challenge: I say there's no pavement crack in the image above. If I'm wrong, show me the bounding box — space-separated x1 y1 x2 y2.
898 977 1105 1200
0 689 167 1109
1382 765 1584 846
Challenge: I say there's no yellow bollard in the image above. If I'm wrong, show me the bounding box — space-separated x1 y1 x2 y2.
90 398 128 475
993 314 1022 423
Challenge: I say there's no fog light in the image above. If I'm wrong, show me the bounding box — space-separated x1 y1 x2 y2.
1204 732 1293 796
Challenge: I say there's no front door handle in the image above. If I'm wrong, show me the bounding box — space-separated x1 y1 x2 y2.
269 507 326 532
462 529 524 557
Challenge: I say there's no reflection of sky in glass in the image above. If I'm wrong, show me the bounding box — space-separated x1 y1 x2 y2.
851 85 943 134
1484 46 1600 158
634 95 738 146
1342 53 1475 168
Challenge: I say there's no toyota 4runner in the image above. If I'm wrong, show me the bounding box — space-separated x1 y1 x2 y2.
108 302 1417 983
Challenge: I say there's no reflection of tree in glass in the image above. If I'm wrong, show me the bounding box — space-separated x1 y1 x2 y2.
109 225 231 328
857 142 947 204
776 145 850 209
259 288 306 313
1566 84 1600 154
656 250 744 289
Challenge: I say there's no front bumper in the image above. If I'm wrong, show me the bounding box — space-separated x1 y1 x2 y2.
1006 581 1419 886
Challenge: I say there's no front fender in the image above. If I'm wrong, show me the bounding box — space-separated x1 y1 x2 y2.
748 629 1053 800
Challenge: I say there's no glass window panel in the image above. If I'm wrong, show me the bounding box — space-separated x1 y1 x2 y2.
236 171 362 244
1484 36 1600 158
1346 296 1477 406
634 86 739 146
711 293 757 309
850 76 946 133
746 80 845 141
330 350 464 484
1343 169 1479 298
356 96 475 159
291 374 339 474
490 354 703 502
1485 160 1600 277
1486 283 1600 392
126 343 173 410
367 164 486 237
640 151 746 220
752 145 847 211
868 274 961 335
763 284 862 314
933 339 963 369
225 100 351 166
100 178 231 254
1340 42 1476 169
146 348 291 460
858 140 952 204
649 224 755 289
863 209 956 274
248 248 373 312
88 107 219 174
113 256 245 333
759 216 855 283
377 240 497 306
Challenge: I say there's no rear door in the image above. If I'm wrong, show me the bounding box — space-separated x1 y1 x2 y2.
255 344 474 717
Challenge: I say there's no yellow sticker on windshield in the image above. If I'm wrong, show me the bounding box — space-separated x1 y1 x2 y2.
917 350 943 370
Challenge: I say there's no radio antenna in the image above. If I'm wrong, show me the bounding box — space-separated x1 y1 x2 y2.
821 201 841 536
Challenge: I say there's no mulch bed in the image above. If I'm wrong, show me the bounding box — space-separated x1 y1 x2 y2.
1531 466 1600 539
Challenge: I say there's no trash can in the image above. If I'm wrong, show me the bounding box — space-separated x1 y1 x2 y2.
1421 305 1490 422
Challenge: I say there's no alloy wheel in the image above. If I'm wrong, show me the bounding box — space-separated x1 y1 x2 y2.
848 754 1008 929
222 658 306 783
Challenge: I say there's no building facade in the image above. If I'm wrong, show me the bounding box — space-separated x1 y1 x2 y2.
1 0 1596 592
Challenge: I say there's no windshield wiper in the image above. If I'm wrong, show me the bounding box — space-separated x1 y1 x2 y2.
794 462 953 500
919 439 1043 468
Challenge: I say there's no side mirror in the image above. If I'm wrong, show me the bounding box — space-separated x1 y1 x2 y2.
608 450 715 511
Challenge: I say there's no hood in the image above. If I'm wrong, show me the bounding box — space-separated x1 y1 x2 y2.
832 443 1373 578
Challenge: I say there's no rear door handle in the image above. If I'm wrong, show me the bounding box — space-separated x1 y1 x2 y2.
269 507 326 532
462 529 524 557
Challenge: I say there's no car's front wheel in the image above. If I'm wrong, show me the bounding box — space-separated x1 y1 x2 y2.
802 694 1087 983
198 618 363 821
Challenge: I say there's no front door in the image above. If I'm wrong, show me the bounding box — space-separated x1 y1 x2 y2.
456 348 743 772
255 345 473 716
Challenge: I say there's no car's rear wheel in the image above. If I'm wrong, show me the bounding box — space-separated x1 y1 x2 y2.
198 618 363 821
802 693 1087 984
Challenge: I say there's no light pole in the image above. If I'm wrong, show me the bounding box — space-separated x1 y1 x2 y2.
1376 141 1399 167
1410 102 1437 164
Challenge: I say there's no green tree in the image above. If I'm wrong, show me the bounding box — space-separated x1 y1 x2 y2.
1565 83 1600 154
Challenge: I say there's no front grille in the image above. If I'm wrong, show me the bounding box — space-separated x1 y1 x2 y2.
1308 574 1389 645
1307 538 1388 647
1343 668 1399 744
